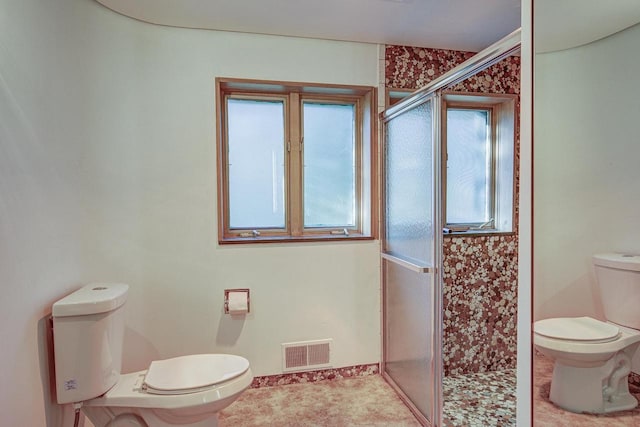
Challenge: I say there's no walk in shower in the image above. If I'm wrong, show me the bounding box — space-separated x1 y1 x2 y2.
381 29 521 427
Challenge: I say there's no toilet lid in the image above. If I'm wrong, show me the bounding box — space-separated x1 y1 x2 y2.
144 354 250 395
534 317 620 342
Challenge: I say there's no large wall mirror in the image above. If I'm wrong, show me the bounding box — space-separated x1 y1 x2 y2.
533 1 640 424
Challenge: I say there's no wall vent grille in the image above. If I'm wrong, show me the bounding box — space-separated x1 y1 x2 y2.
282 339 332 372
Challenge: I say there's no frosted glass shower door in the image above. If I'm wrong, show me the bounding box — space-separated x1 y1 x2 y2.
382 98 441 426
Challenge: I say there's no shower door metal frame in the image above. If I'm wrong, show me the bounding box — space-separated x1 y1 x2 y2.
380 89 442 427
380 28 522 427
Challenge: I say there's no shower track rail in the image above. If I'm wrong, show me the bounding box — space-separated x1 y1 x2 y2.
381 28 521 124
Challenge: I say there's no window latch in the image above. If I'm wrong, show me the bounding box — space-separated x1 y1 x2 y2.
477 218 494 229
239 230 261 238
330 228 349 236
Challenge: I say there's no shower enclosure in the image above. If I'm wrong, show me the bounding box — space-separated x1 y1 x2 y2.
381 29 521 427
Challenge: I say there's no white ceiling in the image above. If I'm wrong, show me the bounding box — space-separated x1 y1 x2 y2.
95 0 521 52
535 0 640 53
95 0 640 54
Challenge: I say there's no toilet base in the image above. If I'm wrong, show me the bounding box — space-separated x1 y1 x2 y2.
550 351 638 414
84 406 219 427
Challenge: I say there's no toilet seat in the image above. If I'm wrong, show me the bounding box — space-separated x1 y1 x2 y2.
84 355 253 410
534 317 620 343
144 354 250 395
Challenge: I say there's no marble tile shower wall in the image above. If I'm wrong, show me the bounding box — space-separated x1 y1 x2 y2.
385 45 520 376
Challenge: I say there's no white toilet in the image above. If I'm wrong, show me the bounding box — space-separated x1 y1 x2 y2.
534 253 640 414
52 283 252 427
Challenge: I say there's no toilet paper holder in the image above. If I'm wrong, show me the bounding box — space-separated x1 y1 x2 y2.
224 288 250 314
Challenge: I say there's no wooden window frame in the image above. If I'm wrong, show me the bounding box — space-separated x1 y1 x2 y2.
441 91 517 235
216 78 378 244
385 88 414 109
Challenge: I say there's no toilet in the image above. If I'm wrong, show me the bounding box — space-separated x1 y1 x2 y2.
534 253 640 414
52 283 252 427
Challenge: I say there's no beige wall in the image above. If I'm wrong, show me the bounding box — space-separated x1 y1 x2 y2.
534 23 640 322
0 0 381 425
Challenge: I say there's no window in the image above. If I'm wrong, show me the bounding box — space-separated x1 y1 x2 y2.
442 92 516 234
386 88 414 108
216 78 376 243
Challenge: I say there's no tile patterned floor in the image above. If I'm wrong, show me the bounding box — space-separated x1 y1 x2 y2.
534 352 640 426
220 370 518 427
219 374 422 426
443 369 516 427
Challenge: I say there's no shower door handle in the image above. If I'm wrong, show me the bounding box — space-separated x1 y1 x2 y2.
381 253 432 273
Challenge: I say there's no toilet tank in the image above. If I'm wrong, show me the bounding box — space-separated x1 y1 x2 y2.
593 254 640 330
52 283 128 404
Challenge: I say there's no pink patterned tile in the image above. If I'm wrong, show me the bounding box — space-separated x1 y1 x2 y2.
385 45 520 376
442 235 518 375
250 364 379 388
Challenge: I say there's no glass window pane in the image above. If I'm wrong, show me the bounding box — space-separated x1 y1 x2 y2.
227 98 285 229
446 109 491 224
385 101 433 266
303 102 356 228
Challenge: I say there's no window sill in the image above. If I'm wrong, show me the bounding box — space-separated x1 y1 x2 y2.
443 229 515 238
219 234 375 245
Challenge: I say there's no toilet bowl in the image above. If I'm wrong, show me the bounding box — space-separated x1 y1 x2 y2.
82 354 252 427
534 316 640 413
533 253 640 414
52 283 253 427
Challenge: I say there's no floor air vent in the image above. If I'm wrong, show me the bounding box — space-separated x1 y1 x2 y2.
282 339 332 372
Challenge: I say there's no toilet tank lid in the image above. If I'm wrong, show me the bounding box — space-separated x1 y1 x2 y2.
593 253 640 271
53 283 129 317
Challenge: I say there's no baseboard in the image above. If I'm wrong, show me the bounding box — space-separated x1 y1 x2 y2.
251 363 380 388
